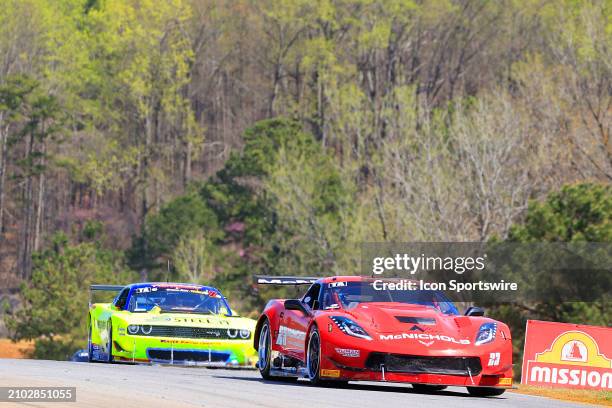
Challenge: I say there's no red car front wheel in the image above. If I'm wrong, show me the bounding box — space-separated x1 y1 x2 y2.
258 320 273 379
306 326 323 384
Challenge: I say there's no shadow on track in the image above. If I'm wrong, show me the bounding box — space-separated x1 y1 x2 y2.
211 375 508 400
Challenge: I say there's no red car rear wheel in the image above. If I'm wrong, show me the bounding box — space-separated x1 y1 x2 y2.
258 320 273 379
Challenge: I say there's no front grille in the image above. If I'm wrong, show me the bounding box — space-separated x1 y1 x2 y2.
138 326 238 340
365 353 482 376
147 349 230 363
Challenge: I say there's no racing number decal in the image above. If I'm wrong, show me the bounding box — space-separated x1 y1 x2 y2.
488 352 501 366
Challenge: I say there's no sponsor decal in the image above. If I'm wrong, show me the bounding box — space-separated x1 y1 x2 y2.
200 290 219 298
160 339 226 345
135 287 158 293
276 325 306 347
171 317 211 323
522 320 612 390
379 332 470 345
409 325 425 332
497 377 513 386
321 369 341 378
335 348 360 358
257 277 318 285
329 281 347 287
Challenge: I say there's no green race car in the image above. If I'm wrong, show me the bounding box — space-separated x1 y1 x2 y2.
88 282 257 366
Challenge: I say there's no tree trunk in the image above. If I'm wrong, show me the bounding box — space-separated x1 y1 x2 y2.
184 139 192 186
141 114 151 226
269 61 281 117
19 130 35 279
34 139 46 251
0 117 7 236
152 103 161 212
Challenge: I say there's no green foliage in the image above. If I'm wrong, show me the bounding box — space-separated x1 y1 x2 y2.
509 183 612 242
265 140 355 276
1 76 62 170
172 233 216 283
201 118 318 244
227 118 314 177
132 117 352 312
505 182 611 326
6 227 136 360
489 183 612 379
0 76 38 118
1 0 611 362
129 193 219 274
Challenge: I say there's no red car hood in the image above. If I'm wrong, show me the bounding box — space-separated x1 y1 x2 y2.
343 303 478 350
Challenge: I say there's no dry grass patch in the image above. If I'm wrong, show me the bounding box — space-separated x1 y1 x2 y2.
0 339 34 358
512 384 612 406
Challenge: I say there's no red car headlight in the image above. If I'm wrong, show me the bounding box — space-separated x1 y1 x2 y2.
475 322 497 345
330 316 372 341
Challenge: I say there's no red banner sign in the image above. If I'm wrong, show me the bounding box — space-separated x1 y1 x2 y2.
522 320 612 390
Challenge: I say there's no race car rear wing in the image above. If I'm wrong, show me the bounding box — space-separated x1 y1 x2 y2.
89 284 125 306
254 275 320 285
90 284 125 292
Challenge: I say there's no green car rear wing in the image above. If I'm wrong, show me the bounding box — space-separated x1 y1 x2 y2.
89 284 125 306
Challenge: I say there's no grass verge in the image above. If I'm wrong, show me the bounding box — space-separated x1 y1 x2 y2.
511 384 612 406
0 338 34 358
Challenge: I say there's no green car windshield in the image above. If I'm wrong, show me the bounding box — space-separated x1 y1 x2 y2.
128 288 231 315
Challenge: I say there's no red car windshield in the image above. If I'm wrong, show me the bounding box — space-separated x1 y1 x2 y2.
128 288 231 315
321 281 459 315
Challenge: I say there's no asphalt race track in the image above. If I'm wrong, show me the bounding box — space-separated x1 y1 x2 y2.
0 359 591 408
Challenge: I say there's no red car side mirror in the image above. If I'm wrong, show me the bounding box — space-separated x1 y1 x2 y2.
284 299 309 315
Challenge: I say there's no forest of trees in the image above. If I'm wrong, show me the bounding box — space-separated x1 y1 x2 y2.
0 0 610 360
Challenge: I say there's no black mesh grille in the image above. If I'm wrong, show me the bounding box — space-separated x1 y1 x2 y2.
365 353 482 376
137 326 241 340
147 349 230 362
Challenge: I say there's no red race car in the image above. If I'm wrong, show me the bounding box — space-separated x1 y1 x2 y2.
253 275 512 397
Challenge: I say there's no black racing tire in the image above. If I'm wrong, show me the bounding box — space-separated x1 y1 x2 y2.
467 387 506 397
306 325 322 384
257 319 274 379
307 325 345 387
257 319 300 382
412 384 447 392
106 321 114 363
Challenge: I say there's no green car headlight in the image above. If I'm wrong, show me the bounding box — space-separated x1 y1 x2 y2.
239 329 250 339
227 329 238 338
127 325 139 335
